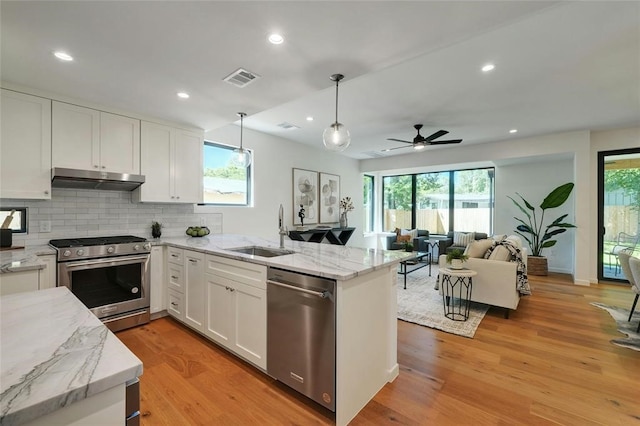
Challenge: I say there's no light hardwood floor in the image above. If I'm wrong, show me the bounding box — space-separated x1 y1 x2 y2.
117 273 640 425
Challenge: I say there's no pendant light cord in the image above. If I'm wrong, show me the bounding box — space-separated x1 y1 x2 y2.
334 79 339 125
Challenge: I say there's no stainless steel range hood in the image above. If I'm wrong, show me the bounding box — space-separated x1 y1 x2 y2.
51 168 145 191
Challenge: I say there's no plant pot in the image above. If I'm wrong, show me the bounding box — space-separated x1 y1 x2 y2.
528 256 548 276
449 259 464 269
0 229 12 248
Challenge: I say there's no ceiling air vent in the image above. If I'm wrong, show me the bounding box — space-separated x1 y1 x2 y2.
363 151 386 158
223 68 261 88
276 122 300 130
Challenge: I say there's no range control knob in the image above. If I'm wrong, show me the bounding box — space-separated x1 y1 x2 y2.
63 250 71 257
107 246 115 254
143 243 151 251
76 249 84 256
133 244 140 251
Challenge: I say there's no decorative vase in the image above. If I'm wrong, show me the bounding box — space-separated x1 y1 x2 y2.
339 212 348 228
151 228 161 239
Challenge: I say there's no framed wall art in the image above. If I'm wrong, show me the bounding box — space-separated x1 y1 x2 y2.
292 168 318 225
319 172 340 224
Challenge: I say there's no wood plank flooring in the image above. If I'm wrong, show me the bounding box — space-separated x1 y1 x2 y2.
117 274 640 425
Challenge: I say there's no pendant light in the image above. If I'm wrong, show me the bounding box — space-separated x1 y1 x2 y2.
322 73 350 152
229 112 252 168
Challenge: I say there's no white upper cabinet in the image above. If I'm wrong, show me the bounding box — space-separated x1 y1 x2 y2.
52 101 140 175
134 121 203 203
0 89 52 200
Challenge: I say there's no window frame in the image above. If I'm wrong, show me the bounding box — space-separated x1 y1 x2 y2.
363 174 374 233
200 140 253 207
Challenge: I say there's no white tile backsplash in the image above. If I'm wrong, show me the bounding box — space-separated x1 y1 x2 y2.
1 188 222 247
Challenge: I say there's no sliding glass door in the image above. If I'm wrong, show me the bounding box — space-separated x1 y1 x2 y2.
598 148 640 281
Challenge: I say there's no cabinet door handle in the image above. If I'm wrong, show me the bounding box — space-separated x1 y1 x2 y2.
171 254 178 258
44 190 49 195
101 165 106 169
189 259 198 264
171 302 178 307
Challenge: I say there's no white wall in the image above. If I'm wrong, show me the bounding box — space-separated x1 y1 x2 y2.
199 125 364 246
496 158 575 273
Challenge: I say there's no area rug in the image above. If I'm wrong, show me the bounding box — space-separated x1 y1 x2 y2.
591 302 640 351
397 265 488 338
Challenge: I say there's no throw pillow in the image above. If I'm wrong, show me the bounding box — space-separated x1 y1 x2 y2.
453 231 475 246
396 235 411 243
464 239 495 258
488 245 512 261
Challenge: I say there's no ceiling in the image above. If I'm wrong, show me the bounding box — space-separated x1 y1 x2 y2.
2 1 639 160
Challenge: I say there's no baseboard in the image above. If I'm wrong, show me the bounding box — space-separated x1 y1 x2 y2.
150 310 168 321
387 363 399 382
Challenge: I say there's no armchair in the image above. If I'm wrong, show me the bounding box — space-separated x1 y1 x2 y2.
385 229 429 251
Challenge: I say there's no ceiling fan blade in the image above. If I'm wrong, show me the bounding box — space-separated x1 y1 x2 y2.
423 130 449 142
386 138 414 144
428 139 463 145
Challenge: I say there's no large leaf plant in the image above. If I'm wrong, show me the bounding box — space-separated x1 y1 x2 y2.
508 183 576 257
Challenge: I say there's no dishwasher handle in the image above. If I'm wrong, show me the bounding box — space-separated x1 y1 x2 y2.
267 279 331 299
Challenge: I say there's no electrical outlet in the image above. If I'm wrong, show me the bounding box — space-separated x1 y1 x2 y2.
39 220 51 233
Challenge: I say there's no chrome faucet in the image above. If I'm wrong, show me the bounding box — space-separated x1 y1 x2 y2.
278 204 287 249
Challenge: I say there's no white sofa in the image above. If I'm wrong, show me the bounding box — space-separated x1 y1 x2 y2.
438 239 528 318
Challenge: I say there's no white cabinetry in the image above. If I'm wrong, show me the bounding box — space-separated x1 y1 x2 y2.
52 101 140 174
133 121 203 203
184 250 205 331
0 270 40 296
150 246 165 314
0 89 52 200
166 247 184 321
204 255 267 369
37 255 57 290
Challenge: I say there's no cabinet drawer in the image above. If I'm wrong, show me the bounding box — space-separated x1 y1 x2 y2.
205 254 267 290
167 288 184 320
167 247 183 265
167 263 184 293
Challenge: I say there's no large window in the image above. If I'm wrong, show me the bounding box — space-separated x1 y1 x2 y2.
363 175 374 232
202 141 252 206
382 167 494 234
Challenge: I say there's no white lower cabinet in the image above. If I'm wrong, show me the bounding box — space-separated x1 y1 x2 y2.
184 250 205 331
167 288 184 321
37 254 57 290
150 246 165 314
204 255 267 370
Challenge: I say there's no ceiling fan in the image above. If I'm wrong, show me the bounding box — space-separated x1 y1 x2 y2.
386 124 462 151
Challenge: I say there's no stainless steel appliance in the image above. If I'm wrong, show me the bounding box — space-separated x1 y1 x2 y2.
50 235 151 332
267 267 336 411
51 167 145 191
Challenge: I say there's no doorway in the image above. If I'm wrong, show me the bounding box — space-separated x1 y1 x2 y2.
598 148 640 282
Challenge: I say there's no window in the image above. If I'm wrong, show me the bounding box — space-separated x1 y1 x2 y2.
382 167 494 235
363 175 374 232
0 207 27 233
202 141 252 206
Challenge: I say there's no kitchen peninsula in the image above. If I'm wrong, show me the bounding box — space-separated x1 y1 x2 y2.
158 234 412 426
0 287 142 426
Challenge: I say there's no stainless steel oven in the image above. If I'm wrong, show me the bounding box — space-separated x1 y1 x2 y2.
51 236 151 332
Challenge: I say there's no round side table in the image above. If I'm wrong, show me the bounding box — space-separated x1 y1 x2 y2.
440 267 477 321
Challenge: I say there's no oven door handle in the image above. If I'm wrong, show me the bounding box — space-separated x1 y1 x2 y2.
61 255 150 272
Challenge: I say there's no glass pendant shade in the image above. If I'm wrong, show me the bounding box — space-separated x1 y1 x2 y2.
322 122 351 151
323 73 350 152
230 147 252 167
228 112 252 168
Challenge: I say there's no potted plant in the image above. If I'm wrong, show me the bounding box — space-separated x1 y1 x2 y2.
151 221 163 239
446 249 469 269
404 242 414 252
508 182 576 275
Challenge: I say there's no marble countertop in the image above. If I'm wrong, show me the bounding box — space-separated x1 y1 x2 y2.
0 245 56 274
156 234 413 280
0 287 142 426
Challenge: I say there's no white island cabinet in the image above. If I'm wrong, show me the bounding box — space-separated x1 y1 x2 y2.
0 287 142 426
0 89 52 200
158 235 410 426
52 101 140 175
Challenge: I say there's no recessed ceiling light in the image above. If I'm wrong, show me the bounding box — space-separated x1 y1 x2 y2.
268 34 284 45
481 63 495 72
177 92 190 99
306 116 314 121
509 129 518 134
53 51 73 61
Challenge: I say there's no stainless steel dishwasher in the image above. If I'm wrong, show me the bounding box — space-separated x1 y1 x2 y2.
267 267 336 411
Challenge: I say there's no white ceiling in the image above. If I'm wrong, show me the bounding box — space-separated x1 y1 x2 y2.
2 1 639 160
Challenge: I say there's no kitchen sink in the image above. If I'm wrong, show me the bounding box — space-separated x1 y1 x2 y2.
227 246 295 258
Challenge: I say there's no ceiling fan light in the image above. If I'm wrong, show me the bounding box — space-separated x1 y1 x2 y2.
413 143 426 150
322 122 350 152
